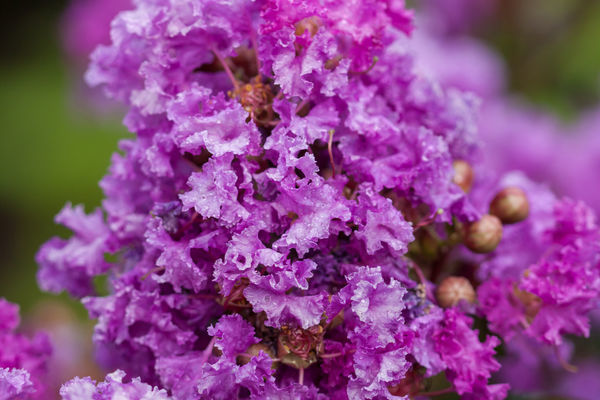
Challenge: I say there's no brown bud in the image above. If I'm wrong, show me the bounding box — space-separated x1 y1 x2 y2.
490 187 529 224
463 214 503 253
452 160 474 193
435 276 476 308
295 16 321 37
237 343 279 370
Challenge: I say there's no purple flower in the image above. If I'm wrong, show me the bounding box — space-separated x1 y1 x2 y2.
207 314 259 359
477 278 526 340
37 0 600 398
330 267 412 398
60 370 170 399
196 354 276 400
0 368 35 400
36 203 113 297
0 299 52 399
180 156 251 226
433 309 509 399
474 179 600 346
522 243 600 345
519 199 600 345
353 186 414 257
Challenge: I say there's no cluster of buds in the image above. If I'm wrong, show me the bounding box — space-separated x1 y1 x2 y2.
452 161 530 254
462 185 530 254
463 189 529 255
421 165 533 312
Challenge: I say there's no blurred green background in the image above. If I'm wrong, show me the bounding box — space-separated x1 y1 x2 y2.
0 0 127 315
0 0 599 397
483 0 600 118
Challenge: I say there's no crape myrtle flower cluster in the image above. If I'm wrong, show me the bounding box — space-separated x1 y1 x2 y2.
0 299 52 399
35 0 600 399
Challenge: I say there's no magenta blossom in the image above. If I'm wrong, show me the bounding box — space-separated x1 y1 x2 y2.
37 0 600 398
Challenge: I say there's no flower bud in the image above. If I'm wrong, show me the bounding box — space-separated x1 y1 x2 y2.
435 276 476 308
452 160 474 192
295 16 321 37
489 187 529 224
463 214 503 253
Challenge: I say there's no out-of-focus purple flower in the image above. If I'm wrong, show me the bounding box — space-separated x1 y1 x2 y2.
478 100 565 183
495 335 568 394
62 0 133 62
61 0 135 113
552 110 600 213
556 360 600 400
411 31 506 99
0 300 19 333
421 0 497 35
521 199 600 345
0 299 52 399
